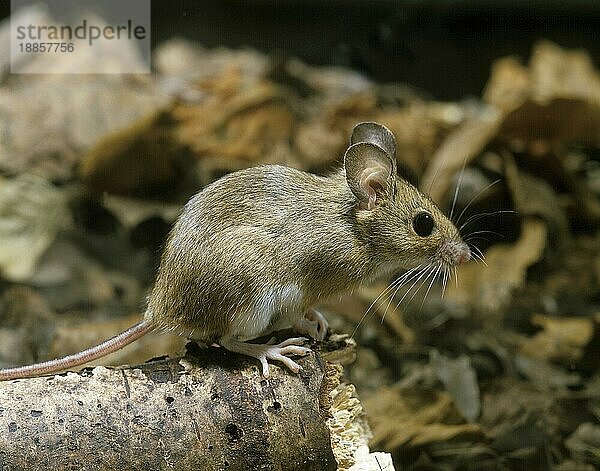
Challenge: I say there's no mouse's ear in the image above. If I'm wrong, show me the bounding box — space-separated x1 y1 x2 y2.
344 142 395 210
351 122 397 163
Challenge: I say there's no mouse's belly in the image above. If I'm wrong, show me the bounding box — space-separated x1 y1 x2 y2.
227 283 306 341
146 271 311 342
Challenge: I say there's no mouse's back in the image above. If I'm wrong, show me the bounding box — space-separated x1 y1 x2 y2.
144 164 366 340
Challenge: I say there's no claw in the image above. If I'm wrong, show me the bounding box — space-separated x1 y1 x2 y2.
278 345 310 356
276 337 309 348
260 357 269 377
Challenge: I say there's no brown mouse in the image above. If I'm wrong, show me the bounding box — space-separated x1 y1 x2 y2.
0 122 470 380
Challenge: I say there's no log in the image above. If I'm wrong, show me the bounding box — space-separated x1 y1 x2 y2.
0 340 340 470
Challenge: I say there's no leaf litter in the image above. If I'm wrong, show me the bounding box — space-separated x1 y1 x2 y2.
0 29 599 470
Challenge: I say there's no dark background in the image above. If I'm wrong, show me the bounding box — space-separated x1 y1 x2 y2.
2 0 600 99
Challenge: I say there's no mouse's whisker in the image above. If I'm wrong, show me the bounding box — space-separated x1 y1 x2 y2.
380 266 425 324
406 265 437 307
392 265 434 315
449 157 468 221
352 265 422 337
363 279 399 317
469 249 481 261
454 179 502 226
464 236 492 244
426 163 441 196
420 263 442 309
376 267 422 311
463 230 505 243
383 269 427 324
470 252 484 264
469 245 488 266
441 268 450 298
459 210 517 233
353 269 417 337
471 245 486 260
380 280 406 325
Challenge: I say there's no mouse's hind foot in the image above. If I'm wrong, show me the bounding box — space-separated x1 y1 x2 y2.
219 336 310 378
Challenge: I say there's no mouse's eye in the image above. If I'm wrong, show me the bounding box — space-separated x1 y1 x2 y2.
412 212 435 237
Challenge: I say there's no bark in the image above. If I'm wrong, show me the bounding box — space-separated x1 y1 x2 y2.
0 341 340 471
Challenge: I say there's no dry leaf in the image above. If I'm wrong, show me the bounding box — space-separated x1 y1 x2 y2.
294 123 346 168
484 41 600 146
364 386 483 451
430 351 481 422
79 111 181 194
0 286 56 367
420 106 502 204
154 38 268 86
483 56 531 113
422 41 600 208
520 314 594 365
485 40 600 109
0 64 166 183
335 287 416 345
530 41 600 105
102 194 181 230
565 423 600 467
514 355 581 390
446 218 547 313
176 84 295 165
0 175 70 282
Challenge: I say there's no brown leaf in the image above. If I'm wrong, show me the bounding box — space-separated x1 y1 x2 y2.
176 83 295 166
564 423 600 467
79 111 181 194
0 175 70 281
335 288 416 345
423 41 600 207
484 41 600 146
294 123 346 168
446 218 547 313
485 40 600 110
364 386 483 451
420 107 503 204
0 75 166 182
520 315 594 365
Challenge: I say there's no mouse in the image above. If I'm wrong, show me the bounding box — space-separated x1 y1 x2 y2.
0 122 470 380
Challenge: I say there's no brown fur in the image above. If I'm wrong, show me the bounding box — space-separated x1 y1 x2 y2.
0 122 470 380
145 160 464 343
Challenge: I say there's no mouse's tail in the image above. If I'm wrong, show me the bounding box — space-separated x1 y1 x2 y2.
0 320 153 381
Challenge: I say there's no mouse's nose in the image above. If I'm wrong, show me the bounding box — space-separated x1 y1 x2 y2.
444 240 471 265
456 244 471 265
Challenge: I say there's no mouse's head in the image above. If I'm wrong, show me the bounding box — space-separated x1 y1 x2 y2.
344 122 470 273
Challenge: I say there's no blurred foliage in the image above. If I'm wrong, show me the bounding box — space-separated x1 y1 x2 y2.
0 11 599 468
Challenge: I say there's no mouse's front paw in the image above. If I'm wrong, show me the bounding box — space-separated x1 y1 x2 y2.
294 308 329 341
